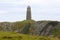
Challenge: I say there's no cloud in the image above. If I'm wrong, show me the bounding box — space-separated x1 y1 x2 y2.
0 10 8 14
0 0 60 21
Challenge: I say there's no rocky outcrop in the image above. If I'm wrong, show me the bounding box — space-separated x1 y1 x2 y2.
28 21 59 36
32 21 49 36
0 21 60 36
0 22 13 31
20 23 31 34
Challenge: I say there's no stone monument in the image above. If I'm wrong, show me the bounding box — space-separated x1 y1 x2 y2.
26 6 31 20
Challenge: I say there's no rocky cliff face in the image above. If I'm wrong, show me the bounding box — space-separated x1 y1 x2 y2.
0 20 60 36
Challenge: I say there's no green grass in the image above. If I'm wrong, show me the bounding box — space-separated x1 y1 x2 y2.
0 31 59 40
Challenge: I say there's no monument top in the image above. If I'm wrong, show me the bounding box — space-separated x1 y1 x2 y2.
27 6 31 9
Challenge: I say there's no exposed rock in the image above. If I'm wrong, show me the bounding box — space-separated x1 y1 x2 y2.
0 21 60 36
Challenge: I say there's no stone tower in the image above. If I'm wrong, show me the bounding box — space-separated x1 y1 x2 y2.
26 6 31 20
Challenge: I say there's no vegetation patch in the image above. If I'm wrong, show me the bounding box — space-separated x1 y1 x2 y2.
0 31 59 40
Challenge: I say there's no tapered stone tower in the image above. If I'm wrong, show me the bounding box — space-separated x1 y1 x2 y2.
26 6 31 20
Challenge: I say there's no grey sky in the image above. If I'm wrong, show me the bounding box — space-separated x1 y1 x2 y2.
0 0 60 22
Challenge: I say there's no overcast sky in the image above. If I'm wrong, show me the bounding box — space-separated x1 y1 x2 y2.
0 0 60 22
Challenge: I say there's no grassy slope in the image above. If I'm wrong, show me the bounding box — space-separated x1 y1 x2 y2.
0 31 59 40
